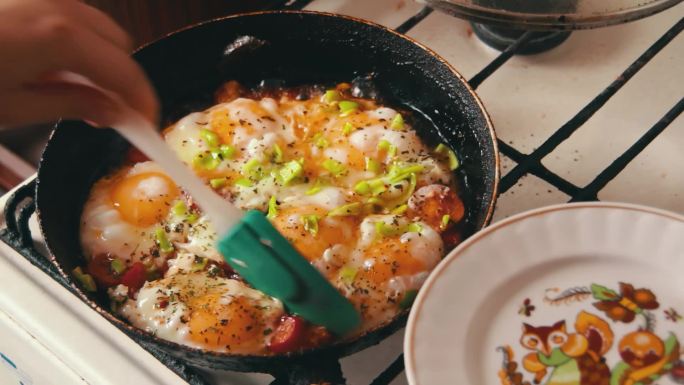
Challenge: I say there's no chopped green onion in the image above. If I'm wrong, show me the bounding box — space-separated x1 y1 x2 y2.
242 158 263 180
365 157 381 174
209 177 227 189
279 160 304 185
73 267 97 292
267 196 278 219
390 113 404 130
155 228 174 253
324 90 341 103
377 139 391 152
366 197 383 206
338 100 359 117
441 214 451 230
271 144 283 163
388 144 397 158
200 129 220 147
305 179 324 195
391 204 408 215
387 163 424 183
375 221 403 237
339 266 358 285
315 135 329 149
407 223 423 233
383 174 418 212
328 202 363 217
375 221 420 237
186 213 199 223
353 163 423 209
354 181 371 195
301 215 319 236
435 143 460 170
193 152 220 170
322 159 346 177
191 257 208 272
235 178 253 187
342 122 355 135
376 139 397 158
219 144 236 159
399 289 419 309
110 259 125 275
172 201 187 216
354 178 387 196
368 179 388 196
447 151 459 170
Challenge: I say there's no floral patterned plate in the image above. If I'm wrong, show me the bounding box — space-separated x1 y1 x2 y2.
405 202 684 385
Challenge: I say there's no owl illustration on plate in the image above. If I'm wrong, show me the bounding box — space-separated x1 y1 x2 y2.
497 282 684 385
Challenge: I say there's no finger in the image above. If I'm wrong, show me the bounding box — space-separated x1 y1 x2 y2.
0 83 118 127
45 25 159 123
65 1 133 52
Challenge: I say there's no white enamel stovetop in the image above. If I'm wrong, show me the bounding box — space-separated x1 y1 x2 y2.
0 1 682 384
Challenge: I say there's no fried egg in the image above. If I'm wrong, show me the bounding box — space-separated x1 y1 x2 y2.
119 272 284 353
81 162 180 264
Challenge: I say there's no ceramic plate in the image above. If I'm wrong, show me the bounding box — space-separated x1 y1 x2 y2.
405 202 684 385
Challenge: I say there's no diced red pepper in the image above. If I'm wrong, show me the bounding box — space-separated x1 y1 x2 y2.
125 147 149 163
86 254 121 288
220 261 235 277
268 316 306 353
120 262 147 295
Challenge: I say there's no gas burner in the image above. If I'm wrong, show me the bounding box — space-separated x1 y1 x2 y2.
470 23 571 54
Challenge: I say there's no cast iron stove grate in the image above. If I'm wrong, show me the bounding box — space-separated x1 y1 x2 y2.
1 2 683 384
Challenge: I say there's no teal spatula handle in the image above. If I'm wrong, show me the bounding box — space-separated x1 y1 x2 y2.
218 210 361 335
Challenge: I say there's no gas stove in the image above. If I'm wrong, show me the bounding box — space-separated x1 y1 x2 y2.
0 1 682 384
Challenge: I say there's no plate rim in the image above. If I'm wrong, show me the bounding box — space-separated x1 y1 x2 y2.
404 201 684 385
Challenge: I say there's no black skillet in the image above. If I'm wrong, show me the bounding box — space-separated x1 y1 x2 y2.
36 11 499 384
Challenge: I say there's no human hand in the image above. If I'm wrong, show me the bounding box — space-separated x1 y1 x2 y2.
0 0 158 127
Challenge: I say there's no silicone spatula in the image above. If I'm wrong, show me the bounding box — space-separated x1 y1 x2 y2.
105 96 361 335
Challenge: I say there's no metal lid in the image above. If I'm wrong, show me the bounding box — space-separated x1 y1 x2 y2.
420 0 683 30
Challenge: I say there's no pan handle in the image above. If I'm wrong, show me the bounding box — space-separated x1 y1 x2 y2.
2 179 35 245
270 355 346 385
0 179 67 286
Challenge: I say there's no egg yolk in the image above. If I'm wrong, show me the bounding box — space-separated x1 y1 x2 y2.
271 206 358 263
110 172 179 227
356 238 426 285
188 294 263 351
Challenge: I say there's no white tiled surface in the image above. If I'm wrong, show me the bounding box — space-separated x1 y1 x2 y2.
0 1 683 384
406 2 684 220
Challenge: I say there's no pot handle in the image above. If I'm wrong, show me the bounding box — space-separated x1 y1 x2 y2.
269 356 346 385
